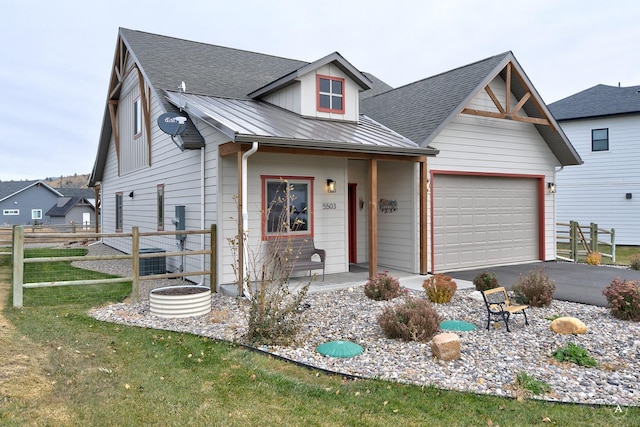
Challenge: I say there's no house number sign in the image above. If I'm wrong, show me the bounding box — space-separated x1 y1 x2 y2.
322 202 337 210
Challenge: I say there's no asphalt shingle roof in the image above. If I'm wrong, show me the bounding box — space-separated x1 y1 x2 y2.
548 84 640 120
361 53 510 145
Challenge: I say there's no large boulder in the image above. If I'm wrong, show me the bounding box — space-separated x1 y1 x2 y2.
430 332 461 361
550 317 587 334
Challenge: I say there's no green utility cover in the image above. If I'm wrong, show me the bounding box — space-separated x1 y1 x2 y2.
316 341 364 358
440 320 476 332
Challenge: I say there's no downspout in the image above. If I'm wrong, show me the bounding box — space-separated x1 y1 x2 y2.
241 142 259 297
198 146 206 287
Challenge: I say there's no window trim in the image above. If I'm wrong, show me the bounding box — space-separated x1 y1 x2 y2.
134 97 143 138
31 209 43 220
3 209 19 216
157 184 164 231
591 128 609 152
115 192 123 232
261 175 314 240
316 75 345 114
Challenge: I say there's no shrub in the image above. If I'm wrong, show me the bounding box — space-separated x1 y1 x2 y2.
511 268 555 307
423 274 457 303
602 277 640 321
472 271 499 292
585 251 602 266
629 254 640 270
377 297 440 342
552 342 597 367
364 271 402 301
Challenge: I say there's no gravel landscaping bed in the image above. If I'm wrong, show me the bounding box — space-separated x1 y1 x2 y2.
91 280 640 407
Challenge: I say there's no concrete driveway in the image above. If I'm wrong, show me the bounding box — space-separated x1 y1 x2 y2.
445 261 640 307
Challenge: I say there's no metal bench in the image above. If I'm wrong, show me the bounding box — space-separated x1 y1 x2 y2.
481 287 529 332
268 236 326 280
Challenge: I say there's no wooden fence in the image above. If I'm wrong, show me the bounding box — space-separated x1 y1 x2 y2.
11 225 217 307
556 221 615 263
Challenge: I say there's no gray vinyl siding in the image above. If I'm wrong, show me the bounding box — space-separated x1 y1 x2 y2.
555 115 640 245
0 186 58 225
119 65 149 174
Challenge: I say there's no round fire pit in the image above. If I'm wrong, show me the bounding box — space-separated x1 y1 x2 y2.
149 285 211 318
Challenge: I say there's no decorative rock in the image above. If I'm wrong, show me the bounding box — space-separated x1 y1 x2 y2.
550 316 587 334
430 332 461 361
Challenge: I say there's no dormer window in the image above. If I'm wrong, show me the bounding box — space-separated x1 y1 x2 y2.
317 75 344 114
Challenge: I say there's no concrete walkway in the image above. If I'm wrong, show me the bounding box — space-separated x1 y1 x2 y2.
225 261 640 307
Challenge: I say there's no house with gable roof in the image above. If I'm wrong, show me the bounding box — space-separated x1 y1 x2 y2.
362 52 582 272
0 180 62 225
89 28 581 292
548 84 640 245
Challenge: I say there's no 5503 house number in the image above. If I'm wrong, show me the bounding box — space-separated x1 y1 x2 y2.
322 202 337 210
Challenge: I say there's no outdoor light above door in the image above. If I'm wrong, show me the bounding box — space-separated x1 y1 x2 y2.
326 179 336 193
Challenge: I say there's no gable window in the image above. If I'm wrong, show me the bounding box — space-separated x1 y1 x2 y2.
592 128 609 151
317 75 344 114
134 97 142 137
157 184 164 231
262 176 313 238
115 192 123 232
31 209 42 220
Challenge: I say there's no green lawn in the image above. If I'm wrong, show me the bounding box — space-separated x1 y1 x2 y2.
1 249 638 426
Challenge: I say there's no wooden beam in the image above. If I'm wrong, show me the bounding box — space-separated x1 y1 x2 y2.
512 92 531 115
219 141 426 163
461 108 505 120
419 159 428 274
108 101 120 176
485 85 505 114
368 159 378 279
505 62 512 114
510 115 550 126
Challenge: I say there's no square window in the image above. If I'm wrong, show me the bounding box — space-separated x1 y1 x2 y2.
263 176 313 238
31 209 42 220
317 75 345 114
592 128 608 151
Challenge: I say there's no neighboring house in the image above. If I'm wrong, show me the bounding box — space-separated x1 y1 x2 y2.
89 28 581 291
45 191 96 227
0 180 62 225
362 53 582 271
548 84 640 245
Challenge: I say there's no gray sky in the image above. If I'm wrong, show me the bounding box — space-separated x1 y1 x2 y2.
1 0 638 181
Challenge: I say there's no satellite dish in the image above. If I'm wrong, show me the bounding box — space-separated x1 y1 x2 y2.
157 113 187 136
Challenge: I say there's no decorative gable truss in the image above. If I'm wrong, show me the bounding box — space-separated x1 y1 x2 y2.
107 37 152 175
461 62 554 130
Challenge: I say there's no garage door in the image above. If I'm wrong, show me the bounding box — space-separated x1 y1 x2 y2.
432 175 539 271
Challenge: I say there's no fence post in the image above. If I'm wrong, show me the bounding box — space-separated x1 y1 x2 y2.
12 226 24 307
131 226 139 303
611 228 616 263
210 224 217 292
569 220 577 261
590 223 598 253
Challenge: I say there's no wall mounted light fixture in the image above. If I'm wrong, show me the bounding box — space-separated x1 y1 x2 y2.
547 182 556 194
326 179 336 193
129 191 134 198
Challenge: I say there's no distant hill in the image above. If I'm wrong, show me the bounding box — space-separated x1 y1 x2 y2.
44 174 90 189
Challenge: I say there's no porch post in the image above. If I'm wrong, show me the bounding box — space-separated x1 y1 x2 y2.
368 159 378 278
237 151 244 295
419 158 429 274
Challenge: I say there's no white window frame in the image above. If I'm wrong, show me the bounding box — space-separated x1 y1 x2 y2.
31 209 42 220
3 209 19 215
134 97 143 137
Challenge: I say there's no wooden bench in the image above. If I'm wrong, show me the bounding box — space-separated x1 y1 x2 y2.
481 287 529 332
268 236 326 280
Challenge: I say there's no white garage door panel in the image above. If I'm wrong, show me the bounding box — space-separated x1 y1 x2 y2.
433 175 538 271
